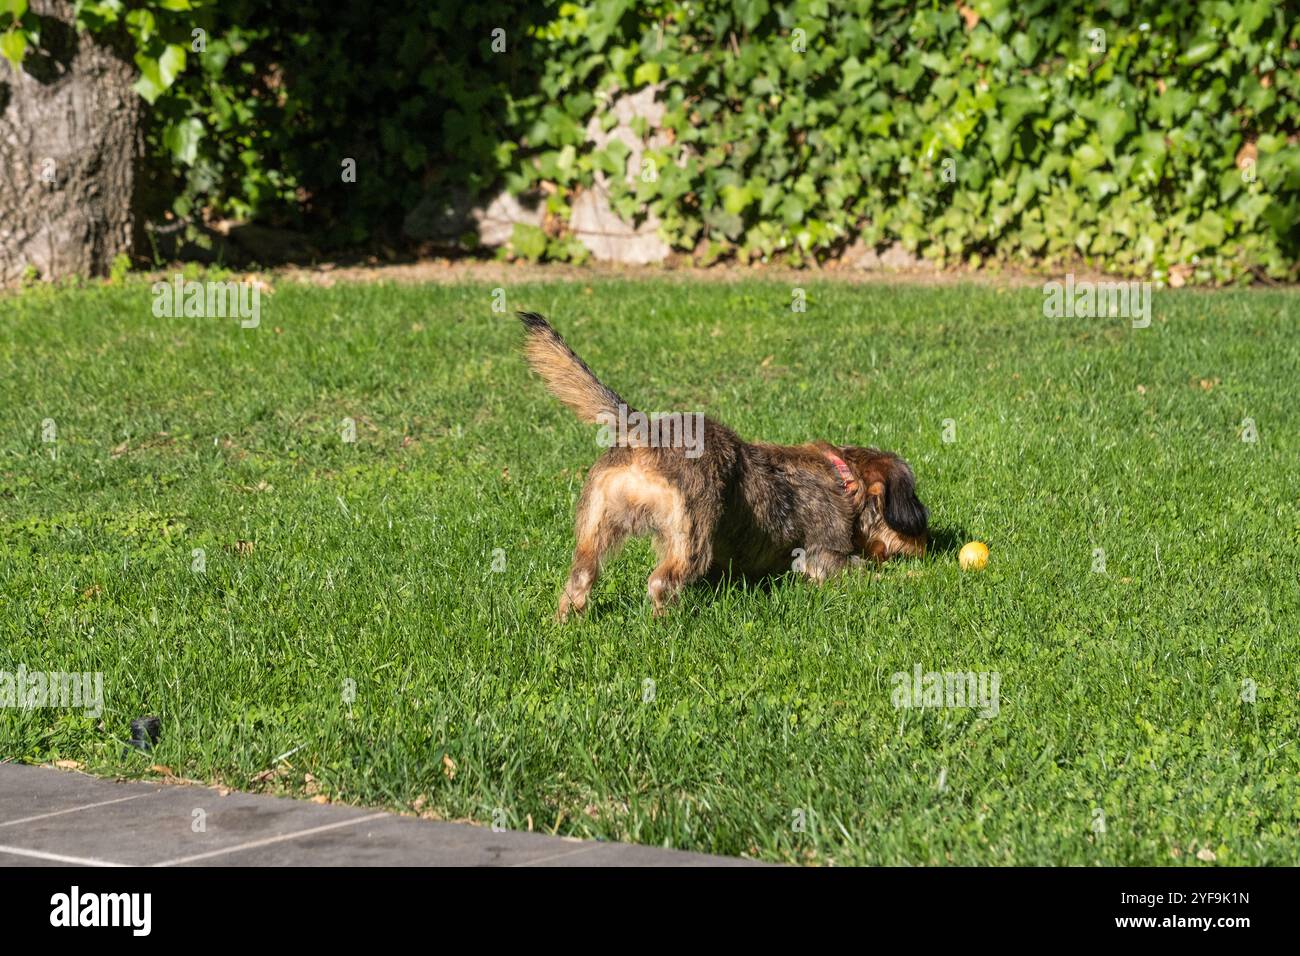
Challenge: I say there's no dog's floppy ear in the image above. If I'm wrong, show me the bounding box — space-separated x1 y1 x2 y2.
884 460 928 537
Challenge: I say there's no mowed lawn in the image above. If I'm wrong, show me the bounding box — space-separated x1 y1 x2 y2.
1 275 1297 866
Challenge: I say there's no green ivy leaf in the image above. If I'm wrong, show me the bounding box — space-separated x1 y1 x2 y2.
721 183 754 216
632 61 660 87
162 117 204 166
1191 212 1227 248
1096 106 1134 148
0 28 25 70
999 87 1043 128
1181 36 1219 66
158 43 186 85
133 44 186 103
510 223 548 261
125 8 156 43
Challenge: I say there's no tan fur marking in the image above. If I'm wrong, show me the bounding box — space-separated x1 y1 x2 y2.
872 523 926 559
593 464 688 538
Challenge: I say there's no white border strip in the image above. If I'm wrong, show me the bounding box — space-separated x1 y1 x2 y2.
0 792 158 828
0 844 127 867
152 812 390 867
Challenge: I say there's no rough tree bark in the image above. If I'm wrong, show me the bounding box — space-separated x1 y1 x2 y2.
0 0 140 283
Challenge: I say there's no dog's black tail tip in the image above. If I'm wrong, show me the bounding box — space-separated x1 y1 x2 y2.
517 311 550 332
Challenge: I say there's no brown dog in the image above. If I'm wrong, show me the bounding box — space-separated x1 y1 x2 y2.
519 312 928 618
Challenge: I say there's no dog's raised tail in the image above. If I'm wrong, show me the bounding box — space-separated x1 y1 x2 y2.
518 312 627 425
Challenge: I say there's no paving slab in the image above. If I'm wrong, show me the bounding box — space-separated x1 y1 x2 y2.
0 764 759 867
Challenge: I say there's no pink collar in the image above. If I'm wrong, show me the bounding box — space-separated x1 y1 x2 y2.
824 451 858 494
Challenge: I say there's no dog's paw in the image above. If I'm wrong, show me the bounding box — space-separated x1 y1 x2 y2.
556 593 584 622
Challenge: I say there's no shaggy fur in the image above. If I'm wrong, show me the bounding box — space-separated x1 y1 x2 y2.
519 312 929 618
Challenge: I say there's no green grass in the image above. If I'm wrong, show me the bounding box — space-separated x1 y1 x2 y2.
2 275 1298 865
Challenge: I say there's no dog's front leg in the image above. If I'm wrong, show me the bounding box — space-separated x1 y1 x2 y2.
800 547 852 584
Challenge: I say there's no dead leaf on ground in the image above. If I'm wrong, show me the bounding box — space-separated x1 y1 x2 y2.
1236 141 1257 171
54 759 83 770
442 754 457 780
244 275 274 296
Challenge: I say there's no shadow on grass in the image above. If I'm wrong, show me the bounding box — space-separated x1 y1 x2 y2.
926 525 967 559
573 528 968 618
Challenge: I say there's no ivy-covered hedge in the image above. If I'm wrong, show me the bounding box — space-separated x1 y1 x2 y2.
5 0 1298 282
516 0 1299 283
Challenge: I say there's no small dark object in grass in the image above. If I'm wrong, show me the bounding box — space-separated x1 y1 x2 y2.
124 715 161 754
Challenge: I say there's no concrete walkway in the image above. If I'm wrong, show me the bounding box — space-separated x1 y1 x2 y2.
0 764 757 867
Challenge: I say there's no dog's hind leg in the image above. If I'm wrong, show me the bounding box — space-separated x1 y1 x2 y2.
647 500 717 617
557 480 633 620
647 548 704 616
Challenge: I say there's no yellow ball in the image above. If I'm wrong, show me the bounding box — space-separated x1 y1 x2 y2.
959 541 989 571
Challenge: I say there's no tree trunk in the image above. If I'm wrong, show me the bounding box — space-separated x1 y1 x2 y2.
0 0 140 283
